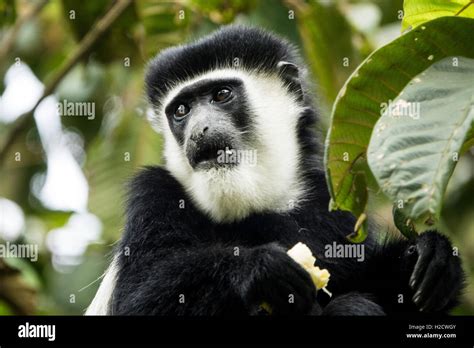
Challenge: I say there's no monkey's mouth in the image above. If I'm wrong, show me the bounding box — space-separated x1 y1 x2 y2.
187 142 239 170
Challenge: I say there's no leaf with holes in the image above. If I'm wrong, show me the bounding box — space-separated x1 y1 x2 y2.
367 56 474 228
324 17 474 241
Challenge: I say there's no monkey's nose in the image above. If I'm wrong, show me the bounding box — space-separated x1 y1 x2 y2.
190 126 209 142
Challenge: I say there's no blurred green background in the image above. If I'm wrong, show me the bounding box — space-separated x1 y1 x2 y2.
0 0 472 315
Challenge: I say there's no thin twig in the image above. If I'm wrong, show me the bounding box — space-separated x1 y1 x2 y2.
0 0 133 164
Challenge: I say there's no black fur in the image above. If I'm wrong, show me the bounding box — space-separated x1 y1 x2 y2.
112 165 464 315
146 25 302 106
111 26 464 315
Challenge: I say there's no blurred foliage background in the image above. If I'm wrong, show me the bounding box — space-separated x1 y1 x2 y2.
0 0 472 315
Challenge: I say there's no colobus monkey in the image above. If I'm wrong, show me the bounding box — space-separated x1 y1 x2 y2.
86 26 464 315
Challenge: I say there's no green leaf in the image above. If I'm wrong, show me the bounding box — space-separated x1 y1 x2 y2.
392 206 417 239
402 0 474 31
324 16 474 235
367 56 474 227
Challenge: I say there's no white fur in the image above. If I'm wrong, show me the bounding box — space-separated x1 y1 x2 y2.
158 68 306 222
85 256 118 315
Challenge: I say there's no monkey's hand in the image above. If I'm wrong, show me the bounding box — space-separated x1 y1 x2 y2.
407 231 464 312
240 244 319 315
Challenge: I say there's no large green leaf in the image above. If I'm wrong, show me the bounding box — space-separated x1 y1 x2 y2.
402 0 474 31
324 16 474 240
367 56 474 227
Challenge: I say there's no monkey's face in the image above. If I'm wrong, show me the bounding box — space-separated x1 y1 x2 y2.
156 68 306 223
164 77 253 171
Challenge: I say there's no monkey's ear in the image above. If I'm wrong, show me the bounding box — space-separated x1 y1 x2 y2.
277 61 303 101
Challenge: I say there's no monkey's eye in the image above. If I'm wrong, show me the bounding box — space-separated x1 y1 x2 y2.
212 88 232 103
174 104 190 121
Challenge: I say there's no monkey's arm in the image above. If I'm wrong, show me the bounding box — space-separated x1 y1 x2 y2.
112 243 319 315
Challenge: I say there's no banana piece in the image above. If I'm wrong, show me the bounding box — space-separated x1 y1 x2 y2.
287 242 331 295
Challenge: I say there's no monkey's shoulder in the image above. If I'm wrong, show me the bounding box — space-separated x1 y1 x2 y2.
122 166 211 250
125 166 190 216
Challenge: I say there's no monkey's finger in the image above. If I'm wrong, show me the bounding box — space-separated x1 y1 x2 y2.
409 242 434 291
